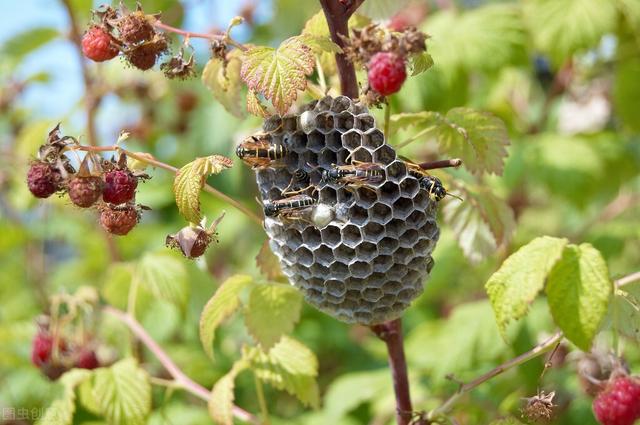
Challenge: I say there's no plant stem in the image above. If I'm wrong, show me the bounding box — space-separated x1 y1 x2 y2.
417 158 463 170
104 306 258 424
384 101 391 139
254 374 271 425
153 20 247 51
67 144 263 225
427 331 563 421
371 319 414 425
319 0 365 99
616 271 640 288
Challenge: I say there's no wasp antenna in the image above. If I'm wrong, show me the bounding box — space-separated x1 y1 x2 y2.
447 192 464 202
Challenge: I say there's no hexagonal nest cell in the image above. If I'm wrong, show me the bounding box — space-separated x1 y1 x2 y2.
253 96 440 325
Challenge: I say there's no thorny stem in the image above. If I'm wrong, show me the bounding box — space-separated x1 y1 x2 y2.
67 144 263 226
153 20 247 51
319 0 365 99
104 306 258 424
254 374 271 425
371 319 414 425
427 331 564 421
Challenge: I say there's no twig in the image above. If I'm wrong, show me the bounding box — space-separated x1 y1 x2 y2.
153 20 247 51
104 306 257 424
616 271 640 289
417 158 462 170
371 319 414 425
319 0 365 99
67 144 263 225
427 331 563 421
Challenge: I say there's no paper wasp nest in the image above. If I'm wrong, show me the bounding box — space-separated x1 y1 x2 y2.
254 96 440 325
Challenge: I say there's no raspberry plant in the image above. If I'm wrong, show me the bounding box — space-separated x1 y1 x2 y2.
2 1 640 425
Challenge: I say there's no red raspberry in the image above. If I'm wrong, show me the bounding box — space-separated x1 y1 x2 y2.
68 175 104 208
100 205 139 235
368 52 407 96
31 332 54 367
75 349 100 369
593 376 640 425
27 161 62 198
82 26 119 62
103 170 137 204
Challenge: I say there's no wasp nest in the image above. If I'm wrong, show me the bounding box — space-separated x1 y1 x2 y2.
251 96 440 325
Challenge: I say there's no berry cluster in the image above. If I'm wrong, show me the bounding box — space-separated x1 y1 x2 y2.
26 126 148 236
81 3 192 76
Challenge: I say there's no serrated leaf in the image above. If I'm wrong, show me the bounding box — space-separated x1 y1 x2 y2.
245 336 319 407
208 359 249 425
443 185 515 263
246 90 269 117
545 244 613 350
202 54 245 118
256 240 283 280
134 251 188 308
410 52 434 76
37 369 92 425
200 275 253 359
486 236 568 336
611 284 640 341
173 155 233 224
389 111 439 135
240 36 314 114
91 358 151 425
245 283 302 350
523 0 617 65
298 33 342 54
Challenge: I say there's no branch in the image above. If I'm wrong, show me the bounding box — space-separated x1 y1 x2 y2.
371 319 414 425
104 306 258 424
427 331 563 421
319 0 365 99
152 20 247 51
616 271 640 289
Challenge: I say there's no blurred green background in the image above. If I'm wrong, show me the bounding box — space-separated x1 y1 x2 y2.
1 0 639 424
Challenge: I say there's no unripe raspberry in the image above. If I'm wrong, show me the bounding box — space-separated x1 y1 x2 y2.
27 161 62 198
68 175 104 208
103 169 137 204
166 225 213 259
75 349 100 370
31 332 54 367
593 376 640 425
82 26 119 62
368 52 407 96
117 12 155 44
100 205 139 235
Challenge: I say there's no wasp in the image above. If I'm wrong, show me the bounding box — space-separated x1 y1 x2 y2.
321 161 385 189
401 158 460 202
235 133 287 168
263 192 317 221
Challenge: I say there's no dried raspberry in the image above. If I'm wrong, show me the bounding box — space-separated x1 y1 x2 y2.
82 26 119 62
126 36 167 70
103 169 137 204
75 349 100 369
368 52 407 96
31 332 54 367
593 376 640 425
118 12 155 44
68 175 104 208
27 161 62 198
100 205 139 235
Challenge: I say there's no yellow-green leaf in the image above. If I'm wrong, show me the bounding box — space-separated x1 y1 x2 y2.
246 90 269 117
208 359 249 425
486 236 568 336
245 283 302 350
134 251 188 308
256 240 284 280
240 36 315 114
410 51 434 76
37 369 92 425
173 155 233 224
200 275 253 360
202 54 245 118
546 243 613 350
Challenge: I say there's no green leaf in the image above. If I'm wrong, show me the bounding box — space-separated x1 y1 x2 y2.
546 244 613 350
613 57 640 133
1 27 59 62
389 111 438 135
240 36 314 114
322 370 390 422
91 358 151 425
199 275 253 359
298 33 342 54
245 336 319 407
37 369 92 425
208 359 249 425
486 236 568 335
173 155 233 223
611 283 640 341
134 252 188 308
202 54 245 118
443 184 515 263
410 52 434 76
523 0 617 65
245 283 302 350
